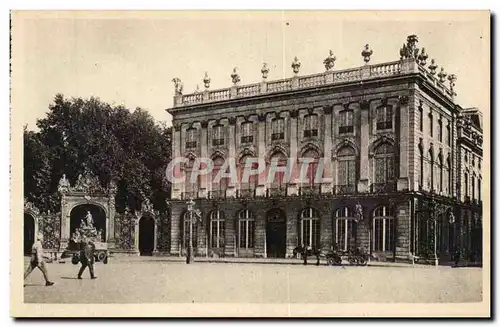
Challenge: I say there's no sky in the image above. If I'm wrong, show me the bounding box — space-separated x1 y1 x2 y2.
12 11 489 130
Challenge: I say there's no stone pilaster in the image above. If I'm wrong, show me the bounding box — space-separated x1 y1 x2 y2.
256 114 267 196
320 204 333 253
254 208 266 257
170 201 183 255
397 95 410 191
172 124 183 199
200 121 209 198
322 105 333 193
358 100 371 192
224 207 237 257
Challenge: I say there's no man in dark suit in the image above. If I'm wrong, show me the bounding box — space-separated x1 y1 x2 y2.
77 238 97 279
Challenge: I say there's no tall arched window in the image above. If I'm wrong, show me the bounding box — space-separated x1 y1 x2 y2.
335 207 355 251
300 208 320 249
372 205 395 253
438 153 444 194
478 175 482 202
418 142 424 190
337 145 356 193
184 158 200 199
472 173 476 200
464 172 469 199
424 149 433 191
301 149 319 187
373 143 395 189
239 155 258 194
268 151 287 189
209 211 225 249
211 156 228 198
238 210 255 249
444 156 451 196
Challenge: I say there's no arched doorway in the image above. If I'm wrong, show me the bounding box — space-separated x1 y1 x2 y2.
139 215 155 255
70 204 107 244
24 213 35 256
266 208 286 258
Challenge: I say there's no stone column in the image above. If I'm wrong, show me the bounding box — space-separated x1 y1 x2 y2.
254 208 267 257
358 100 371 193
170 202 183 256
199 121 209 198
172 124 183 199
288 110 299 195
224 207 237 257
256 114 267 196
322 106 333 193
397 96 410 191
107 199 116 249
227 118 237 198
59 196 69 249
133 212 141 255
320 204 333 254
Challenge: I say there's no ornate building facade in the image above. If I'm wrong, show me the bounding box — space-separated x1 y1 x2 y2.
167 35 483 264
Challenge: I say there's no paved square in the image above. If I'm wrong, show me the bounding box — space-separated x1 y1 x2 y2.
23 259 482 303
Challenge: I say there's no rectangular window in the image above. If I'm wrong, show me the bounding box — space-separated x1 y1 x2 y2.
271 118 285 140
304 114 319 138
446 124 451 146
419 106 424 132
339 110 354 134
438 119 443 142
212 125 224 146
376 106 393 130
429 113 433 137
241 122 253 144
186 128 197 148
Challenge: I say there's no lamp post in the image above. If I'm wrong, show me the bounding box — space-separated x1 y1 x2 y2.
186 199 201 264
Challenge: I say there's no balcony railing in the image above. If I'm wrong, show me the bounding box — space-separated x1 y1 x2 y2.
209 190 226 199
241 135 254 144
299 185 321 196
174 59 455 108
371 181 397 193
303 129 318 138
266 186 287 197
271 132 284 141
185 141 197 149
376 121 393 130
334 184 357 195
237 188 256 198
339 125 354 134
181 191 198 200
212 138 225 146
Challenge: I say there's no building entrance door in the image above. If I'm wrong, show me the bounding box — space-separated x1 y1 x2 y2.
266 209 286 258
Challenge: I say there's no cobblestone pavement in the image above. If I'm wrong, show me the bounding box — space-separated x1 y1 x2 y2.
23 259 482 303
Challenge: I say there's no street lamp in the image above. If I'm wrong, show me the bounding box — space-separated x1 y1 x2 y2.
186 199 201 264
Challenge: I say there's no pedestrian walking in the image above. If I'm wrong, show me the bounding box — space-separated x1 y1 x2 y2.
77 238 97 279
24 233 54 286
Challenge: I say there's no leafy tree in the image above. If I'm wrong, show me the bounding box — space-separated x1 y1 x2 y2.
24 94 172 214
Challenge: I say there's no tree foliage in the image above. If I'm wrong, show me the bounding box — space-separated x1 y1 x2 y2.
24 94 172 214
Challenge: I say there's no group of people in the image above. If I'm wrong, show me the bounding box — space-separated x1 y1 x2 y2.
24 234 98 286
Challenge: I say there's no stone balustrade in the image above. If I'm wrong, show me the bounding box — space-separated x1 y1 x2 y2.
173 58 455 108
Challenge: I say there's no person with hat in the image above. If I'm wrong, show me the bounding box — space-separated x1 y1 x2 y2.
24 233 54 286
77 237 97 279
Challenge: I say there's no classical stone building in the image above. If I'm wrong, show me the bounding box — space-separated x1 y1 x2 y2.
166 35 483 264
